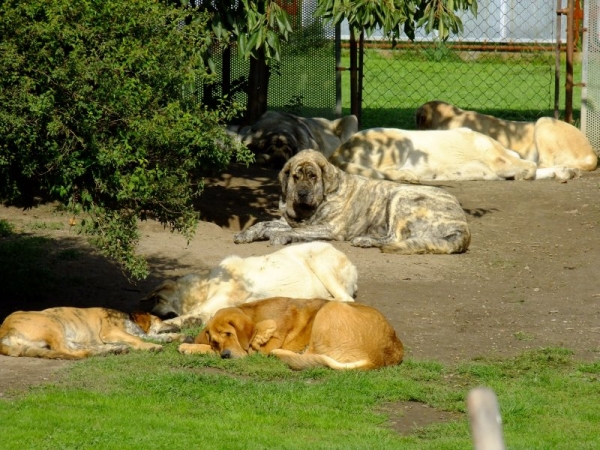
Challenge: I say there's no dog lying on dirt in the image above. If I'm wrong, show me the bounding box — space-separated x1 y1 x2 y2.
141 242 358 328
234 150 471 254
329 127 546 181
227 111 358 167
178 297 404 371
415 100 597 177
0 307 182 359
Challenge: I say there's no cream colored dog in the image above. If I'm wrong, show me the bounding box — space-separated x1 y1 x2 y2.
227 111 358 167
141 242 358 328
416 100 597 176
330 127 544 182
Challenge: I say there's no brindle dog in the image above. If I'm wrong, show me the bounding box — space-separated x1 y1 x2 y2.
234 150 471 254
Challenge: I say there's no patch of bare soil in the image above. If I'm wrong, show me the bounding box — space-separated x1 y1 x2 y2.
1 164 600 429
379 401 463 435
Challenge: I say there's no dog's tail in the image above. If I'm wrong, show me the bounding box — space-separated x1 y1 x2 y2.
271 349 371 370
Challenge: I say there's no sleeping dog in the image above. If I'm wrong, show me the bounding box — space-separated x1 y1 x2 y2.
178 297 404 371
0 307 182 359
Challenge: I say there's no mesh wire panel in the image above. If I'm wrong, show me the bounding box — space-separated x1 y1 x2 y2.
263 1 337 118
582 0 600 152
198 1 337 121
359 0 559 130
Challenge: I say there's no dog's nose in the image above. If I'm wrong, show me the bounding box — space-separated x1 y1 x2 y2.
297 186 311 201
221 349 232 359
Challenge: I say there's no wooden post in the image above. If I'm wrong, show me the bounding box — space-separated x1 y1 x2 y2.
565 0 575 123
467 387 506 450
555 0 563 119
349 28 359 120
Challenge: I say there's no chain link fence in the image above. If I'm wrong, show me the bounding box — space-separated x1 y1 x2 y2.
583 0 600 151
201 1 337 124
351 1 570 130
202 2 581 137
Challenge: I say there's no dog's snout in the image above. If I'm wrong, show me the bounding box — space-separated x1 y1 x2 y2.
221 349 232 359
296 185 311 200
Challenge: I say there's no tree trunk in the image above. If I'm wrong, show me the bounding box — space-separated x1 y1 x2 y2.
246 47 270 125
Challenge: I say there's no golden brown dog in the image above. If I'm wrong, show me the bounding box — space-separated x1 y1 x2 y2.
416 100 597 176
0 307 182 359
178 297 404 371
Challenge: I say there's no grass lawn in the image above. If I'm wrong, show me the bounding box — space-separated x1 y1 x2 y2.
1 225 599 449
1 344 599 449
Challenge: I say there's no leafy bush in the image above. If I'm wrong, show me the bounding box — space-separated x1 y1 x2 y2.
0 0 253 279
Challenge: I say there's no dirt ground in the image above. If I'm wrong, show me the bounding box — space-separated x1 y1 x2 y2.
2 164 600 401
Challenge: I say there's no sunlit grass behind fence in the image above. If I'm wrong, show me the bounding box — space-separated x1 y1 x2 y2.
337 48 582 129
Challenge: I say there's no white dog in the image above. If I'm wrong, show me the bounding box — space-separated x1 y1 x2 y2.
329 127 576 181
415 100 597 176
140 242 358 327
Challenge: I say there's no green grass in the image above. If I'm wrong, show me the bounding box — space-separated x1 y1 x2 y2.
336 47 581 129
1 347 599 449
24 220 65 231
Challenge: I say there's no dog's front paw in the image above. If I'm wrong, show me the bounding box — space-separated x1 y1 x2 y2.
178 343 214 355
147 343 163 352
556 167 580 180
234 230 255 244
269 233 292 246
351 236 376 248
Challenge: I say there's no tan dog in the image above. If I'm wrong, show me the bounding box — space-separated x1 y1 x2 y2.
234 150 471 254
416 100 597 175
0 307 182 359
141 242 358 328
227 111 358 167
178 297 404 371
330 127 542 181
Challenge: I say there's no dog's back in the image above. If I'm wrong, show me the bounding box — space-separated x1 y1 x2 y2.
0 308 111 359
272 301 404 370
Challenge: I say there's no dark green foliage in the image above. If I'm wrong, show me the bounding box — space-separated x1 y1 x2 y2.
0 0 253 278
316 0 478 42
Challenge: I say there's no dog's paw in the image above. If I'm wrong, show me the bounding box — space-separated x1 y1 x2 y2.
181 335 195 344
350 236 376 248
269 233 292 246
178 343 214 355
234 230 254 244
556 167 581 180
147 344 163 352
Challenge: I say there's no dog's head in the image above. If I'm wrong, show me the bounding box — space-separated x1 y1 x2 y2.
241 112 321 168
129 310 181 335
140 273 210 320
278 149 340 221
250 130 300 168
139 280 182 319
194 307 255 359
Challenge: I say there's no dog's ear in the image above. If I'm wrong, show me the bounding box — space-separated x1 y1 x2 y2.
229 312 254 351
129 310 153 333
278 159 292 199
194 328 210 345
316 152 340 194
